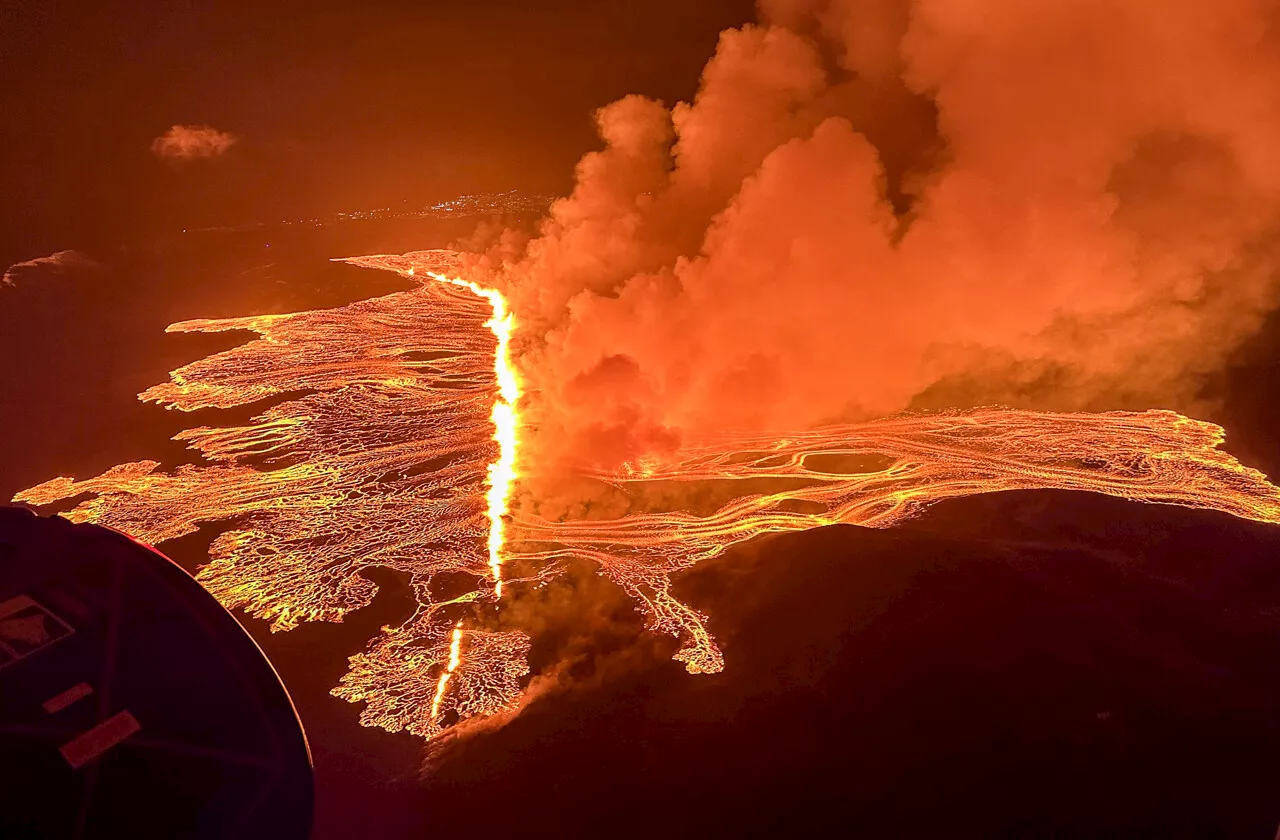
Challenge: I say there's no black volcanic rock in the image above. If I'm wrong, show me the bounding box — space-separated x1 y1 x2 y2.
393 492 1280 839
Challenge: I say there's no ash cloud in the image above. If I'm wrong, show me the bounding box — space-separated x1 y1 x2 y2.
468 0 1280 477
151 124 238 161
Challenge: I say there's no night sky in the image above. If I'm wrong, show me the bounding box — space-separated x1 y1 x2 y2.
1 0 752 264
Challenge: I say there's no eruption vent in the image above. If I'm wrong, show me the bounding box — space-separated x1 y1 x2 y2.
420 269 521 598
16 250 1280 739
16 0 1280 743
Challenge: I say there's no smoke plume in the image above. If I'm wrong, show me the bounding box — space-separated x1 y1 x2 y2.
150 124 238 161
466 0 1280 477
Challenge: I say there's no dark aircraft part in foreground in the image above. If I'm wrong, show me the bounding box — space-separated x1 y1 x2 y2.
0 507 314 840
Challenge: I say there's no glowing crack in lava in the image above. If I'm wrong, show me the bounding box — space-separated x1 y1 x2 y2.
15 249 1280 739
412 267 521 599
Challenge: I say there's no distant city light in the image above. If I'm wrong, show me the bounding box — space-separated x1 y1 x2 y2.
181 190 555 235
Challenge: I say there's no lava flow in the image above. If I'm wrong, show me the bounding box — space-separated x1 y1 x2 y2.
15 249 1280 739
417 267 521 598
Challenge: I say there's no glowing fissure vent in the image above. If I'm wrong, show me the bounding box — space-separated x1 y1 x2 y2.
19 250 1280 742
430 622 465 725
417 267 521 598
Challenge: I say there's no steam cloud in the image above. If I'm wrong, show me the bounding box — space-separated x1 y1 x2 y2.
151 124 238 161
469 0 1280 475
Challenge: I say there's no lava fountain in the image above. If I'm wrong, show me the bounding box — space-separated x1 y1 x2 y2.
16 249 1280 739
410 266 521 599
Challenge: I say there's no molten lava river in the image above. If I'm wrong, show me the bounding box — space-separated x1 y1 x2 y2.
16 250 1280 740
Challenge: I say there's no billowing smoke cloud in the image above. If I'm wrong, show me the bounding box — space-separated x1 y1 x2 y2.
468 0 1280 476
2 250 97 288
150 124 238 161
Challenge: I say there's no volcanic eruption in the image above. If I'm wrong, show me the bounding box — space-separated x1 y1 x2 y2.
15 0 1280 742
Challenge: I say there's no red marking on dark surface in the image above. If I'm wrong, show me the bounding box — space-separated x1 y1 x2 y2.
60 710 141 769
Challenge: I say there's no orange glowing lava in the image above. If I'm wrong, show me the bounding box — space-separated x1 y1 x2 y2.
431 622 464 723
425 269 521 598
15 249 1280 739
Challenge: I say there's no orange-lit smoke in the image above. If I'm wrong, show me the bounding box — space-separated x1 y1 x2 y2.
151 124 239 161
466 0 1280 474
